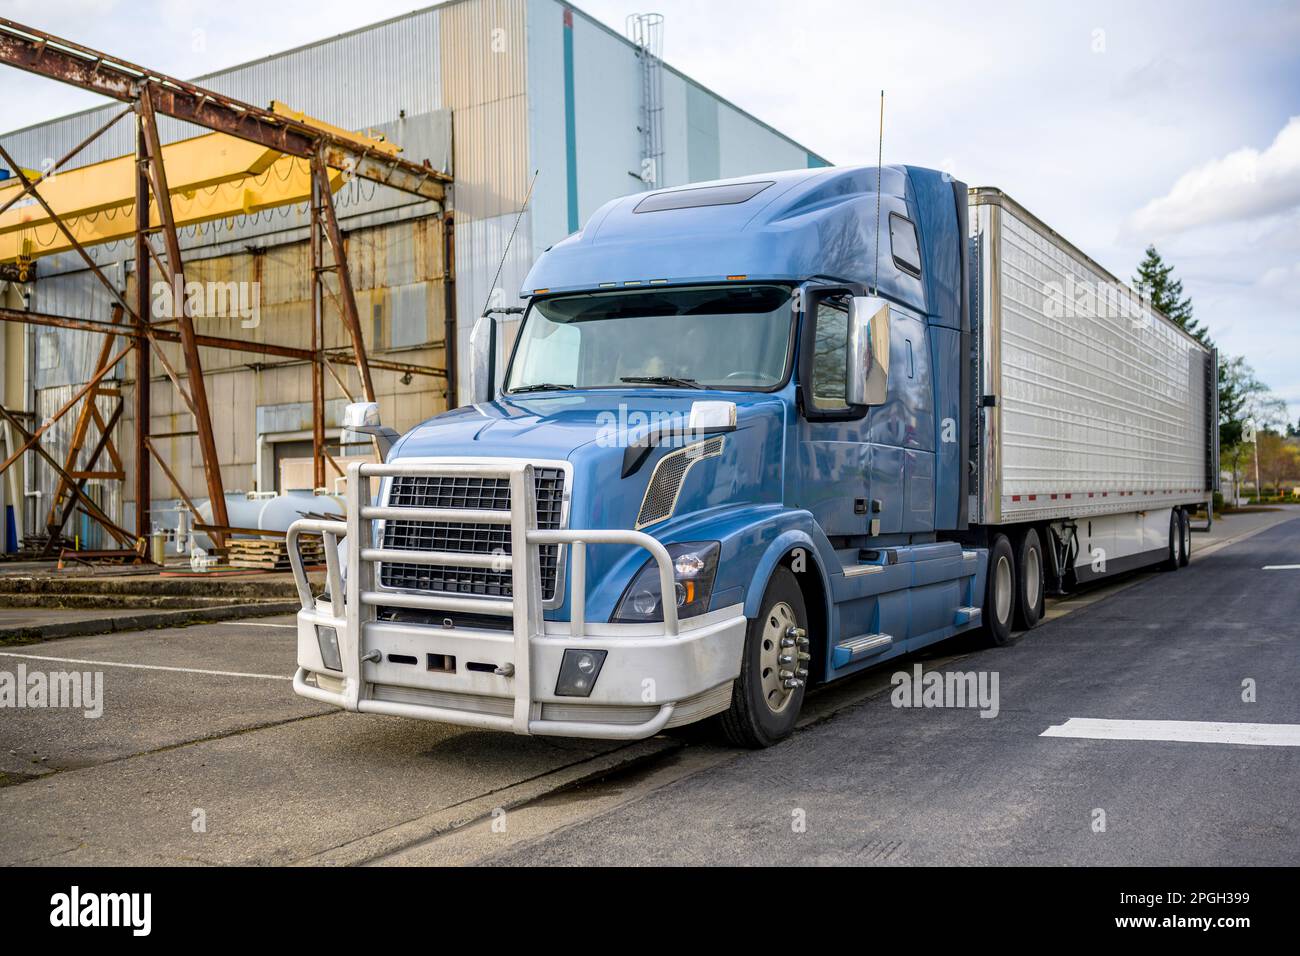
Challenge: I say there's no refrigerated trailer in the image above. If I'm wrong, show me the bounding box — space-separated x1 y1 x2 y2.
968 188 1217 589
288 166 1217 748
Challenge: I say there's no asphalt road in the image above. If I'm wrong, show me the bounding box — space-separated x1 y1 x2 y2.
0 509 1296 865
474 514 1300 866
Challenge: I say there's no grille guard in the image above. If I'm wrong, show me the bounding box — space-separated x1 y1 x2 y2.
287 459 681 738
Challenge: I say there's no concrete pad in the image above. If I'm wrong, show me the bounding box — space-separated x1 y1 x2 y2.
0 708 622 865
0 616 323 778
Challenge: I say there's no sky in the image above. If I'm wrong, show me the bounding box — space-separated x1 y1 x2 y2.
2 0 1299 424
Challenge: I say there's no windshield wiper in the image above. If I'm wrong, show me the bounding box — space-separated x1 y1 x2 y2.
510 383 575 393
619 376 709 389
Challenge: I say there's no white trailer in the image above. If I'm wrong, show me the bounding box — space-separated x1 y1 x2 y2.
968 188 1217 585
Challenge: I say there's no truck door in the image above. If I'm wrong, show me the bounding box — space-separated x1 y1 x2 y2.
793 290 871 537
870 306 934 534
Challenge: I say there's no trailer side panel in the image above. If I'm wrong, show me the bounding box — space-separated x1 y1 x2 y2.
969 188 1214 525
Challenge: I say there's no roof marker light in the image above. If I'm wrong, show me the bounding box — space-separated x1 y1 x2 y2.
599 282 617 288
533 288 549 294
623 280 643 286
649 279 668 284
727 275 747 281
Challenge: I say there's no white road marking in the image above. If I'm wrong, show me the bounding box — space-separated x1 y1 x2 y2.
224 621 296 628
1262 565 1300 570
0 651 290 681
1041 717 1300 747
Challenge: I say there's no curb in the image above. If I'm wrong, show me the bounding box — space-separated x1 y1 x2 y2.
0 601 300 646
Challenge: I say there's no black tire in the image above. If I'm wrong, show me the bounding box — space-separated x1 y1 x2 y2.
718 566 808 748
1178 508 1191 567
1014 527 1045 630
1164 509 1181 571
982 533 1016 646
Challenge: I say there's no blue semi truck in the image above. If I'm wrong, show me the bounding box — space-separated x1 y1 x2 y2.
289 166 1217 747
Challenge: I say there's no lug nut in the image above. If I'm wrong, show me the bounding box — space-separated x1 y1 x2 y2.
778 654 793 665
797 651 811 662
796 667 808 678
786 626 806 640
779 669 794 680
783 677 804 689
780 637 795 648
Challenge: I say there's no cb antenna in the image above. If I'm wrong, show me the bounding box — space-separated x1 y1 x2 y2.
873 89 885 296
481 168 540 318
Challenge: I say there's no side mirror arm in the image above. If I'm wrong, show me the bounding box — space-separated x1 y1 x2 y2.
341 401 401 458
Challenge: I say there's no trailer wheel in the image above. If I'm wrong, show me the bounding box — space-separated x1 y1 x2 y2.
1014 528 1045 630
1164 509 1181 571
982 534 1016 646
717 566 808 748
1178 508 1191 567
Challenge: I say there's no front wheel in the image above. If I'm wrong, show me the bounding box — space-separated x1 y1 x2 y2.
718 566 808 748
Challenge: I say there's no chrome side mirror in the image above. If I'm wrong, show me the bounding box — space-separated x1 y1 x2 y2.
341 401 401 457
847 296 891 407
469 312 497 404
342 401 381 431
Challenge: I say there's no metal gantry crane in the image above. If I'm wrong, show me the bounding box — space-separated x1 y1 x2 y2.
0 18 454 560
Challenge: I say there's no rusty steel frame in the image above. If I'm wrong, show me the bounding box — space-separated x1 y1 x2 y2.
0 17 454 562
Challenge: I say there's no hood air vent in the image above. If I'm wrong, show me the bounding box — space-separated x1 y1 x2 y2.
635 436 725 529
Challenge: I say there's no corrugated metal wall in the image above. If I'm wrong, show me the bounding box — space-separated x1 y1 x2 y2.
3 0 828 535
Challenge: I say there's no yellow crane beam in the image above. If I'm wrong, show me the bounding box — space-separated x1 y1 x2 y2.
0 103 400 264
0 155 343 262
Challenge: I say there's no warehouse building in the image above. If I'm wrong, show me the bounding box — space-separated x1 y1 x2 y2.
0 0 827 550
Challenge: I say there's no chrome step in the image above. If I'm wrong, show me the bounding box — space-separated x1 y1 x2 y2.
954 606 982 626
831 632 893 668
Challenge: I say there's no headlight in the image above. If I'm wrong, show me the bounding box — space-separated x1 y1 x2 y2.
612 541 720 623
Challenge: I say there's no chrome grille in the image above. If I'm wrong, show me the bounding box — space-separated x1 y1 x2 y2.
380 467 566 601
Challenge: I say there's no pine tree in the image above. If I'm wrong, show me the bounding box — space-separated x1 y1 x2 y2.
1133 245 1208 345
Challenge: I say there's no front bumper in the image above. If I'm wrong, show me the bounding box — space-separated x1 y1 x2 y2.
294 604 745 739
287 459 746 740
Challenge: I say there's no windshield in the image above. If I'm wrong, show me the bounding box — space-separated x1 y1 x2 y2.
505 284 794 392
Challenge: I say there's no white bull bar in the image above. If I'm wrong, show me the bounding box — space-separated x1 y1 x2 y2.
286 460 682 738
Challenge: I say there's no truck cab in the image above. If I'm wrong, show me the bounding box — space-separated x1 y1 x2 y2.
288 165 998 746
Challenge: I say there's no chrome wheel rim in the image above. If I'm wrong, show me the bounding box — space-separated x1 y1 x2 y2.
1182 518 1191 559
759 602 802 714
995 555 1013 624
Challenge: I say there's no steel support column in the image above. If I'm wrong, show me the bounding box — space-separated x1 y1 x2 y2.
309 163 326 490
134 119 151 541
138 88 229 547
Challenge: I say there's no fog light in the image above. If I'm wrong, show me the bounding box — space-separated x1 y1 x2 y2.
555 648 607 697
316 625 342 672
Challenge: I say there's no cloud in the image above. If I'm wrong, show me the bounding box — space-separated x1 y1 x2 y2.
1260 260 1300 300
1129 116 1300 235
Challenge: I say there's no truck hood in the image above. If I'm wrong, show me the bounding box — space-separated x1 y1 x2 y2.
392 389 788 529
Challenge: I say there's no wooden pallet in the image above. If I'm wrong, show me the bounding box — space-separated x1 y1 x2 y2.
228 536 323 571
